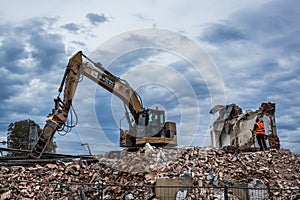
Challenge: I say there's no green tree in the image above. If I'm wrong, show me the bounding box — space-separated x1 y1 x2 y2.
7 119 57 156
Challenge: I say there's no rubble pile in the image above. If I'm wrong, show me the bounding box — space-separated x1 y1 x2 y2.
1 147 300 199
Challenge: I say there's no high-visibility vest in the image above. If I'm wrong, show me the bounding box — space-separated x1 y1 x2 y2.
256 121 265 135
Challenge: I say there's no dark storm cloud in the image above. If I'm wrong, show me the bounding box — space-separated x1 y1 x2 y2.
28 31 65 68
61 23 80 33
0 17 66 72
71 41 86 47
0 26 26 104
86 13 109 25
15 17 58 38
228 0 300 57
201 0 300 49
0 24 27 73
107 48 161 74
0 37 26 66
170 60 210 100
231 0 300 40
0 17 67 122
200 22 247 44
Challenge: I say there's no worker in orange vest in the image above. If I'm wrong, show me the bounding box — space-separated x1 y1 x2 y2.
253 118 268 151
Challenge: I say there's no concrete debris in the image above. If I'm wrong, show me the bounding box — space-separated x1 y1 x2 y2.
210 102 280 151
206 172 219 186
125 193 134 200
1 147 299 199
176 190 187 200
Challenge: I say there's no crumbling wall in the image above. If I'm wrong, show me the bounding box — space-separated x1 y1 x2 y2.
209 104 242 148
210 102 280 150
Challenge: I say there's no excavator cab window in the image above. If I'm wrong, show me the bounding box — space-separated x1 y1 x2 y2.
136 109 166 136
137 114 147 127
147 109 165 126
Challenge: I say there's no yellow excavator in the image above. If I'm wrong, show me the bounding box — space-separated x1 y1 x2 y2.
30 51 177 158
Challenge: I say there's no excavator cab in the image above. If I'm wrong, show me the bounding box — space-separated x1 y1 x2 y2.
120 108 177 147
137 108 165 138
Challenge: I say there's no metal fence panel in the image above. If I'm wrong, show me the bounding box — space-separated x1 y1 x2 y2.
1 179 300 199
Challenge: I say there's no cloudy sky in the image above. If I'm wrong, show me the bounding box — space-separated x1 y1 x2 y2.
1 0 300 154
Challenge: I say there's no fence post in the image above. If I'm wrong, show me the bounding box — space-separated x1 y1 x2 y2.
224 185 228 200
97 182 103 200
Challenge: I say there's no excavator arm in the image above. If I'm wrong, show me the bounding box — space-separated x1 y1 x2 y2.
30 51 176 158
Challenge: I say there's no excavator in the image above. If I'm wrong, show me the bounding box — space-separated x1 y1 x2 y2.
30 51 177 158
